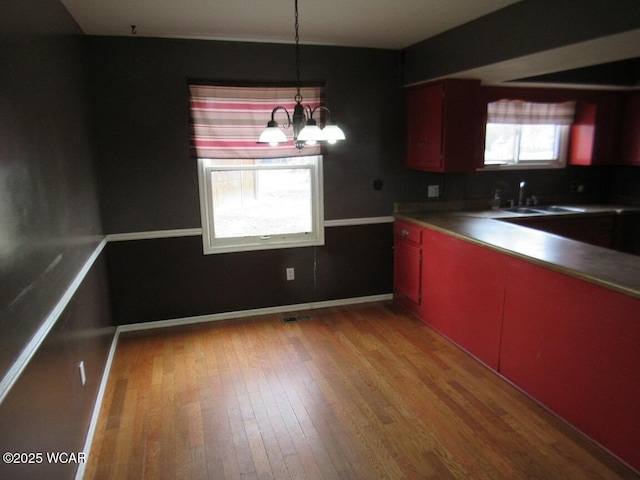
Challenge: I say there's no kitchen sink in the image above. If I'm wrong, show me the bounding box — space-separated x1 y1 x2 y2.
501 207 542 214
531 205 586 213
501 205 587 215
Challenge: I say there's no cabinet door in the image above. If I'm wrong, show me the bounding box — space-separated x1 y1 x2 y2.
501 258 640 471
405 83 442 171
620 91 640 166
405 80 480 172
420 229 507 369
569 102 596 165
570 95 621 166
393 238 422 305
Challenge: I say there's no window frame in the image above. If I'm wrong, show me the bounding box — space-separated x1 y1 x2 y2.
197 155 324 255
483 122 570 170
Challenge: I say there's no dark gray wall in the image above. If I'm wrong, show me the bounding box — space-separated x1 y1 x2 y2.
88 36 415 324
0 0 105 379
87 36 425 232
106 224 392 324
0 257 113 480
402 0 640 86
0 1 115 478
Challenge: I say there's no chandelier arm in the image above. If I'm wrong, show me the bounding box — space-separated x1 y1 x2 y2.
309 105 333 124
270 106 292 129
302 104 314 119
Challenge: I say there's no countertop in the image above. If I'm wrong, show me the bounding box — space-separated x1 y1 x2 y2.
395 205 640 299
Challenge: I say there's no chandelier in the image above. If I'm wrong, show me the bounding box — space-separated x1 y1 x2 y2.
257 0 346 150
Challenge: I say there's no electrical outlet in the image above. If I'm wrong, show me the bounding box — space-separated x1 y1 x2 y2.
79 361 86 386
286 267 295 281
428 185 439 198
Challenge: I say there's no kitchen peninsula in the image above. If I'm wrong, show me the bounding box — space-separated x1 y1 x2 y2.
393 205 640 473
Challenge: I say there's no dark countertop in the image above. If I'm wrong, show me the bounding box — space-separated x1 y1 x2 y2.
395 205 640 299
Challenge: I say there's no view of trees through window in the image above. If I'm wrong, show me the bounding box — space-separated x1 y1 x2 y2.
207 157 315 239
485 123 560 164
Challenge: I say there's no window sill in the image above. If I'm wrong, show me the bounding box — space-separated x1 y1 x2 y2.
480 163 566 171
202 236 325 255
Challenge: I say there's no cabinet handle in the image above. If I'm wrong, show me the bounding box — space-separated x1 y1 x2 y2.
401 229 409 237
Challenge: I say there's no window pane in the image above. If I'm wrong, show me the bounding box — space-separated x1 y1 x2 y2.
519 125 558 161
211 167 312 238
484 123 517 162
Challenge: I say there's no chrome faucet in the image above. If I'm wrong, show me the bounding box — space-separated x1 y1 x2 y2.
518 181 526 206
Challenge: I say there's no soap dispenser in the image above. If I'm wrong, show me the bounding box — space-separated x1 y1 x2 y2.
491 189 501 210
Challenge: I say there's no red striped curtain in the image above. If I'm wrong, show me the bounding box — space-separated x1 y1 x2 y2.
189 84 323 159
487 100 576 125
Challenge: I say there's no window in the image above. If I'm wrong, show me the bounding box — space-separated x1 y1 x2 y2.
198 156 324 254
189 84 326 254
484 100 575 169
485 123 569 168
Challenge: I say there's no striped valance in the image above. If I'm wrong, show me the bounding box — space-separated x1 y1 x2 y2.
189 84 323 159
487 100 576 125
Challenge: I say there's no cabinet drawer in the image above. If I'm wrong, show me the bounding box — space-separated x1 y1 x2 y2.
394 221 422 245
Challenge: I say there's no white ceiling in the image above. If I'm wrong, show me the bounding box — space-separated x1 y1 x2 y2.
59 0 639 86
59 0 520 50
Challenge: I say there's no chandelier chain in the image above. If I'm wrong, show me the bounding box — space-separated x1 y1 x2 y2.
294 0 302 102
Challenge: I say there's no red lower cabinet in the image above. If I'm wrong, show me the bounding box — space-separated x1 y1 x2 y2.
501 258 640 471
393 221 423 316
396 220 640 470
394 238 421 304
421 229 507 370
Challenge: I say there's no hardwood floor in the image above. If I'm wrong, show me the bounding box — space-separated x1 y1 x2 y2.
85 302 638 479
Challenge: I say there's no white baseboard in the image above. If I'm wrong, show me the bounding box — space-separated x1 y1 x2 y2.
118 293 394 333
75 330 120 480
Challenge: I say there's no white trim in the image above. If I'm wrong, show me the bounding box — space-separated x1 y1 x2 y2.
74 329 120 480
104 217 393 243
0 239 108 406
324 216 394 227
106 228 202 242
118 294 394 333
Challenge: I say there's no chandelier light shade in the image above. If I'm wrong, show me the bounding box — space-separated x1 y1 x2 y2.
257 0 346 150
257 110 289 146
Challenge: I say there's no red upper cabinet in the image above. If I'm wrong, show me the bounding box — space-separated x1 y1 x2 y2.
405 83 442 171
569 93 622 166
620 91 640 166
405 79 481 172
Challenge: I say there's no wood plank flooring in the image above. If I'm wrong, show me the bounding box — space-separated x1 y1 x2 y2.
85 302 639 479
